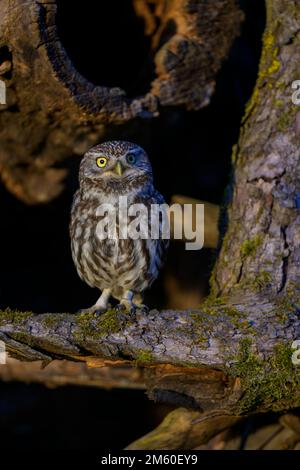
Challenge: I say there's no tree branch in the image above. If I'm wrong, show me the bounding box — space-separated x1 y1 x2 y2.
1 291 300 414
125 407 241 450
0 358 145 390
0 0 242 203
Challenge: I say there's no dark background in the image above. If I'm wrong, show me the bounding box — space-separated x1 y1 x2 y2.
0 0 265 450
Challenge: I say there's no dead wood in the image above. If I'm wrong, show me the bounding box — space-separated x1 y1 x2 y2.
0 0 242 203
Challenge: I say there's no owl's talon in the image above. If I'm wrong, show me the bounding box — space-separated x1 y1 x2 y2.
115 302 137 316
94 308 106 315
94 302 112 314
115 303 126 312
138 305 149 314
129 306 137 315
77 302 111 315
77 308 92 314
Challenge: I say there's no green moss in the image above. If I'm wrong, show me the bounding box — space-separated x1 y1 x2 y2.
252 270 272 291
208 221 246 296
0 308 33 325
274 99 284 108
8 331 34 346
192 298 245 321
230 339 300 413
231 144 238 164
189 311 212 347
135 349 153 365
41 314 62 328
233 338 261 378
207 270 219 300
278 106 297 132
266 54 280 75
275 297 293 322
255 205 264 224
98 309 123 335
273 288 300 323
221 305 255 331
190 301 231 347
240 234 263 258
242 27 281 124
213 296 228 305
258 31 280 82
243 87 260 122
239 269 272 293
221 305 244 318
73 309 127 342
189 299 254 348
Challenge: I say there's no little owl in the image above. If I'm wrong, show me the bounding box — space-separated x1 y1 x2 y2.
70 141 169 313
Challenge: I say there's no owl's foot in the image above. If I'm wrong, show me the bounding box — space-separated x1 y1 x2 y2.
77 304 111 315
115 301 136 315
133 293 149 314
77 288 113 315
115 302 149 315
137 304 149 314
115 291 149 314
115 290 135 314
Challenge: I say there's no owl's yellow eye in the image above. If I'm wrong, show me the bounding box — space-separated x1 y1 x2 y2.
96 157 108 168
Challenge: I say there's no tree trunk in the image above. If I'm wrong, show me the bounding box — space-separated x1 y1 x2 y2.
212 0 300 298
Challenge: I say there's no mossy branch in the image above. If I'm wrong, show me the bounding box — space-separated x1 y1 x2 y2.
1 291 300 414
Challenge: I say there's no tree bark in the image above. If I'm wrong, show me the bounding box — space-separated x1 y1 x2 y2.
0 357 145 390
0 0 299 422
0 289 299 415
0 0 242 203
212 0 300 298
125 407 241 450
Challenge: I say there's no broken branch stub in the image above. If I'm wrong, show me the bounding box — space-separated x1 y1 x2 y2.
0 0 243 203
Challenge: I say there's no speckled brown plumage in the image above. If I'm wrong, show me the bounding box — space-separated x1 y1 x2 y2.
70 141 169 312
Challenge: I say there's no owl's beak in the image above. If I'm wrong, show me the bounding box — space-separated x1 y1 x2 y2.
113 161 123 176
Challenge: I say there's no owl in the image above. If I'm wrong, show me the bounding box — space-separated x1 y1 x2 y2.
70 141 169 313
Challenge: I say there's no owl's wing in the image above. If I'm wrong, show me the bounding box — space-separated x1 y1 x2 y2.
135 188 170 272
69 188 81 237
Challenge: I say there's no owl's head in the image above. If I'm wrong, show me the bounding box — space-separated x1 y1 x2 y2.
79 141 153 194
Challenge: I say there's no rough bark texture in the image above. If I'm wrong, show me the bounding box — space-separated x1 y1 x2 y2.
125 407 241 450
213 0 300 298
0 291 299 415
135 410 300 451
0 357 145 390
0 0 299 430
0 0 242 203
